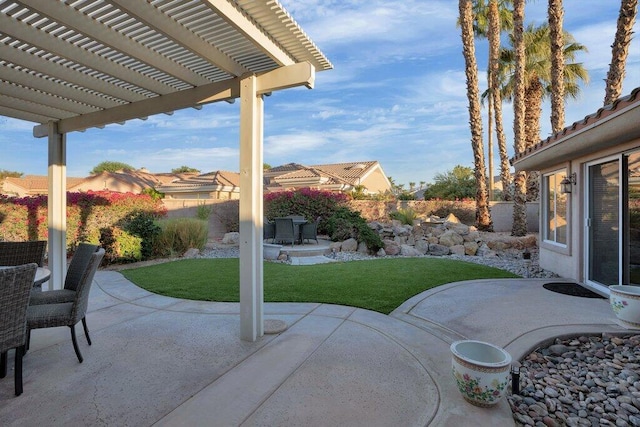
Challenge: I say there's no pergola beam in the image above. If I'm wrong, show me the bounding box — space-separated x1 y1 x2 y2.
203 0 296 67
33 78 241 137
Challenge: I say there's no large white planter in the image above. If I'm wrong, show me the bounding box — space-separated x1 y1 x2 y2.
451 340 512 407
610 285 640 328
263 243 282 260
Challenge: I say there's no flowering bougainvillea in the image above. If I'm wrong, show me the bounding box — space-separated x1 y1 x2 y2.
0 191 166 253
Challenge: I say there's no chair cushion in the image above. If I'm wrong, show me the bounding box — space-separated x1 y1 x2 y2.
27 303 74 329
29 289 76 306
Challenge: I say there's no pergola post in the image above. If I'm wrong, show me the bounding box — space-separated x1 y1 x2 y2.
47 121 67 290
238 74 264 342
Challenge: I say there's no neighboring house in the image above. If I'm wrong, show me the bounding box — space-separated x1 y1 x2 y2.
1 169 189 197
68 169 188 194
2 175 85 197
264 161 392 195
512 87 640 295
157 171 240 200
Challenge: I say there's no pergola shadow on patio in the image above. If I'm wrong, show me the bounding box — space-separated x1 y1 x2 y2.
1 0 332 341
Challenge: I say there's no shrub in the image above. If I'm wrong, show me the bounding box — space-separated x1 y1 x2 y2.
389 208 418 225
325 206 383 253
123 211 162 259
265 189 349 233
99 226 143 264
0 191 166 252
196 204 213 221
153 218 208 256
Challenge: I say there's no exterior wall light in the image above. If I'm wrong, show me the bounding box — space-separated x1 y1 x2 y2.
560 172 576 194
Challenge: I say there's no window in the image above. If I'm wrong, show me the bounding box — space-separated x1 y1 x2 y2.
544 170 568 245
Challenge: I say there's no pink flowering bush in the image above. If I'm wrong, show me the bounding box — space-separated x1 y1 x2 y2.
0 191 166 257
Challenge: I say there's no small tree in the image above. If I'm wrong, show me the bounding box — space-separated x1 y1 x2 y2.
423 165 476 200
171 166 200 174
90 161 135 174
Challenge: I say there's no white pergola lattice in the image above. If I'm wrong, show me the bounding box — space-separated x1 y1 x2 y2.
0 0 332 341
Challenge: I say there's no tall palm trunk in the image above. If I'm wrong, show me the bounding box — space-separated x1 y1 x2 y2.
488 0 512 201
548 0 566 132
524 79 543 201
512 0 528 236
459 0 493 231
604 0 638 105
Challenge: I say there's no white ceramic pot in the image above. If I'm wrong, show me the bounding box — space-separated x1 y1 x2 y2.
263 243 282 260
610 285 640 328
451 340 512 407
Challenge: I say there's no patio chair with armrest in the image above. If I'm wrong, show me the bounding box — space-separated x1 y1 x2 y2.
29 243 100 305
263 217 275 242
301 216 321 244
26 248 105 364
0 263 37 396
273 217 296 246
0 241 48 291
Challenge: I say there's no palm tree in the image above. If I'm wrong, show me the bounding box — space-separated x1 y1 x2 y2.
548 0 565 132
511 0 527 236
459 0 493 231
487 0 513 201
499 23 588 203
604 0 638 105
462 1 513 201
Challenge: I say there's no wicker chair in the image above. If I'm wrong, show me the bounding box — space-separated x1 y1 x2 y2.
0 241 47 267
301 216 321 244
263 217 275 241
0 263 38 396
273 217 296 246
26 248 105 364
29 243 100 305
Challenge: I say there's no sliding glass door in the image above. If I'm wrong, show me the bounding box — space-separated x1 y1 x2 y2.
586 158 620 287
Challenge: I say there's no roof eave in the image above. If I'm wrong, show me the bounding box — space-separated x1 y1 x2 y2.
513 102 640 171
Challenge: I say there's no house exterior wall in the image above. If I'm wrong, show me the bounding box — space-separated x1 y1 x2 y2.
538 137 640 282
361 168 392 194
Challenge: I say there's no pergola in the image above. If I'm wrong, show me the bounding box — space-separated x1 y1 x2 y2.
0 0 332 341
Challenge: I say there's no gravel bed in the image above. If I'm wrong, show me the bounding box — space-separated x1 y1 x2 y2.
509 334 640 427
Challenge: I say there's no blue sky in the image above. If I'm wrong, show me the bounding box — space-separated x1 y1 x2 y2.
1 1 639 186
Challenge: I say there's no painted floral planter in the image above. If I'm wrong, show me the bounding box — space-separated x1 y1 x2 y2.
610 285 640 329
451 340 512 407
263 243 282 260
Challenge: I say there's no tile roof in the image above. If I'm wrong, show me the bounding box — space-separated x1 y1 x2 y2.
512 87 640 164
158 171 240 189
268 161 378 185
4 175 85 192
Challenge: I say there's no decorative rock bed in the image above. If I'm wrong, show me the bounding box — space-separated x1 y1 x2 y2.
509 334 640 427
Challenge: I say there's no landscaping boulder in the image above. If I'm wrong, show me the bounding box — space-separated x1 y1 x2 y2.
450 245 465 256
341 238 358 252
329 241 343 252
383 240 401 256
439 230 464 247
464 241 479 256
400 245 422 257
183 248 200 258
222 232 239 245
357 241 368 254
427 244 450 256
414 239 429 254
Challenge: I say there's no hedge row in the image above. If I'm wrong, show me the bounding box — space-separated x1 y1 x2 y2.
0 191 167 253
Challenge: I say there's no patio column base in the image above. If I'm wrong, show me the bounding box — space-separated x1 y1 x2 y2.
264 319 288 334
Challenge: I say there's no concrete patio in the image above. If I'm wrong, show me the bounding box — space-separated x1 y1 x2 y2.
0 270 627 426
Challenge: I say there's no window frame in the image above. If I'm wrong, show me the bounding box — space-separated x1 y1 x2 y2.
541 168 570 251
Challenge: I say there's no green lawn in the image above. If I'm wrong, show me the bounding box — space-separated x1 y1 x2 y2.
121 258 518 314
